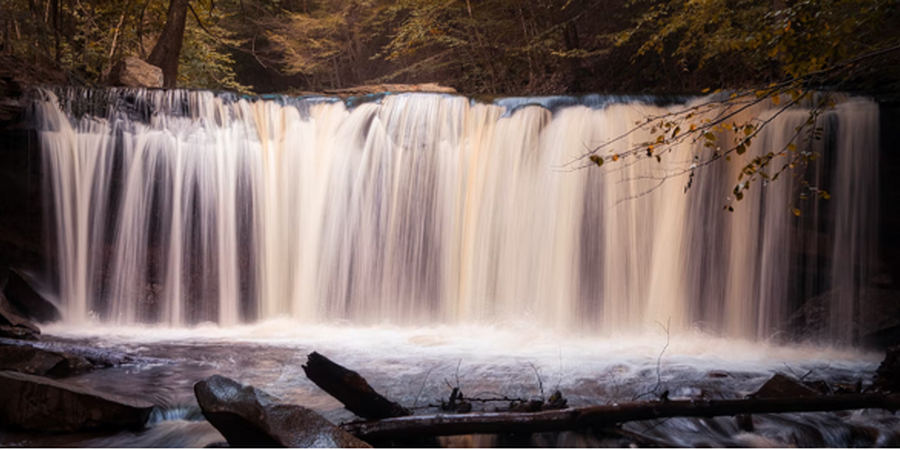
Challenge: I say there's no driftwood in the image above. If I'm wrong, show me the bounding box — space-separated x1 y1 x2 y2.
341 393 900 441
303 352 411 420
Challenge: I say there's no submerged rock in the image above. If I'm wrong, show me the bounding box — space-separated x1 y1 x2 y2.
194 375 371 448
108 57 163 88
0 370 154 432
752 373 820 398
4 268 60 323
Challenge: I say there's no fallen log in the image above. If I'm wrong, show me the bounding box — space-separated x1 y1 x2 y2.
341 393 900 441
303 352 411 420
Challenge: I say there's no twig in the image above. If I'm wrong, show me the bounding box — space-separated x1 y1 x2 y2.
413 366 435 409
633 318 670 401
529 362 545 401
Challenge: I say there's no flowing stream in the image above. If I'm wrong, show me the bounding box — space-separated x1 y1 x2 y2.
10 88 890 447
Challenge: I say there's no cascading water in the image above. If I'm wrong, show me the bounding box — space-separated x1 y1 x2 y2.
33 87 878 341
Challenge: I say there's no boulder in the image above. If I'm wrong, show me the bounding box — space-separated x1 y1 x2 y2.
194 375 371 448
0 336 145 374
108 57 163 88
0 290 39 339
752 373 819 398
4 268 60 323
0 340 93 376
0 342 66 375
0 370 154 432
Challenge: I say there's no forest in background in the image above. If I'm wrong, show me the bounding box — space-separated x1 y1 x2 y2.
0 0 898 96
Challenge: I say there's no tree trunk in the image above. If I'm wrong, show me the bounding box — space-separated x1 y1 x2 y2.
147 0 189 87
341 393 900 442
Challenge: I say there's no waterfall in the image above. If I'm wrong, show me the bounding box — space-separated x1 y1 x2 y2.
32 88 879 340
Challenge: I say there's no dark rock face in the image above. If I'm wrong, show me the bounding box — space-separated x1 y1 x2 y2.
108 57 163 88
4 268 60 323
753 373 820 398
0 290 40 340
0 370 154 432
873 346 900 393
194 375 371 448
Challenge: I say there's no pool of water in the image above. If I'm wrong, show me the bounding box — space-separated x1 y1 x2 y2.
2 320 895 447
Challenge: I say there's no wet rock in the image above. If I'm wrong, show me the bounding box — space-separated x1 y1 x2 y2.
735 414 754 432
0 336 143 372
752 373 819 398
0 370 154 432
108 57 163 88
872 346 900 393
0 290 39 338
0 324 38 340
0 342 67 375
0 76 25 122
194 375 371 448
4 268 61 323
791 287 900 348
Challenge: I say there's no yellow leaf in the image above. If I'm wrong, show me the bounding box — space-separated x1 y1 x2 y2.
787 142 797 152
792 207 801 217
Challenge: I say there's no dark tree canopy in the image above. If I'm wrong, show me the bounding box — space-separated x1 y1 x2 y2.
0 0 897 96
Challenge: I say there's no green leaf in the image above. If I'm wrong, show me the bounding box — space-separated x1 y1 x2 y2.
589 155 604 167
